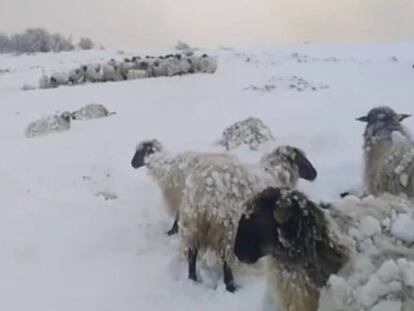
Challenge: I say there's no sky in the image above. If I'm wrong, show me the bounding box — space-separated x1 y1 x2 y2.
1 0 414 50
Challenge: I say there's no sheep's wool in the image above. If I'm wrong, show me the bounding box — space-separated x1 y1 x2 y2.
180 154 295 267
72 103 112 120
25 113 71 138
319 194 414 311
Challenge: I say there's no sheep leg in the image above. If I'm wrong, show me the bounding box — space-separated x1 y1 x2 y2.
223 261 237 292
167 217 179 236
188 246 198 282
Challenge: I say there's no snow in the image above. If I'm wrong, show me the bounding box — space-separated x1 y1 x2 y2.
1 43 414 310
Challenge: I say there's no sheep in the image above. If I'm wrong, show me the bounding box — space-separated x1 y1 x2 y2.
68 68 84 84
151 59 169 77
179 146 317 292
198 54 218 73
117 61 134 80
217 117 275 151
39 70 55 89
50 71 69 87
357 106 414 198
131 139 238 235
71 103 115 120
81 64 103 83
101 63 123 82
234 187 350 310
25 111 72 138
318 194 414 311
127 69 148 80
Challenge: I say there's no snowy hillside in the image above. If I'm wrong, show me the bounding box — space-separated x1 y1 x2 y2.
1 43 414 310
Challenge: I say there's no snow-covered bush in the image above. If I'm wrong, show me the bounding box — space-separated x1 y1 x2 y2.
217 117 275 151
357 106 414 198
77 37 94 50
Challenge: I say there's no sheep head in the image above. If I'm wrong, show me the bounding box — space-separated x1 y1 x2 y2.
131 139 163 169
235 187 349 286
60 111 72 123
260 146 317 182
357 106 411 145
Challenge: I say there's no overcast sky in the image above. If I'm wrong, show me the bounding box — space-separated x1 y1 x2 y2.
1 0 414 49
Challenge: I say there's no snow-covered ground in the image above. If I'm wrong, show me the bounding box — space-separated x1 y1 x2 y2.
1 43 414 310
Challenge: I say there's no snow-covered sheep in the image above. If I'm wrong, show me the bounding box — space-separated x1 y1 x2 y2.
127 69 147 80
25 111 72 138
150 59 169 77
194 54 217 73
68 68 84 84
234 187 350 310
117 61 134 80
179 146 317 292
81 64 103 83
50 72 69 87
318 194 414 311
357 106 414 198
71 103 115 120
101 64 123 82
217 117 275 151
131 139 238 235
39 72 55 89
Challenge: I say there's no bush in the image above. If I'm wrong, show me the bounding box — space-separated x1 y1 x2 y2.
0 28 77 54
78 37 94 50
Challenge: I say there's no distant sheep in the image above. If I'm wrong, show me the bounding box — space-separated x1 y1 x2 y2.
81 64 103 83
127 69 147 80
235 187 349 311
179 146 317 292
71 103 115 120
217 117 275 151
50 72 69 87
357 106 414 198
25 112 72 138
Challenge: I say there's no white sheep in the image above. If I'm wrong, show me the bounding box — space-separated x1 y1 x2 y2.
81 64 103 83
101 64 123 82
357 106 414 198
131 139 238 235
25 112 72 138
127 69 148 80
71 103 115 120
68 68 84 84
117 61 134 80
234 187 350 311
50 71 69 87
217 117 275 151
179 146 317 292
195 54 218 73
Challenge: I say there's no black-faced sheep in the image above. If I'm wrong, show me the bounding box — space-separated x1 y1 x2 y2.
25 111 72 138
234 187 349 310
357 106 414 198
179 147 317 292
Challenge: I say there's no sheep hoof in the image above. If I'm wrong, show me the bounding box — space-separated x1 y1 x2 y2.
225 283 238 293
167 219 179 236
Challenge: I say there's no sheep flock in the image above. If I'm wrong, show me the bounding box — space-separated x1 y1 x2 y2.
130 108 414 311
37 52 218 89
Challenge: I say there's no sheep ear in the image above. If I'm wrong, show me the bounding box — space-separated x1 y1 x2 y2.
356 115 369 122
398 114 411 122
131 149 146 169
294 151 317 181
273 207 291 224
